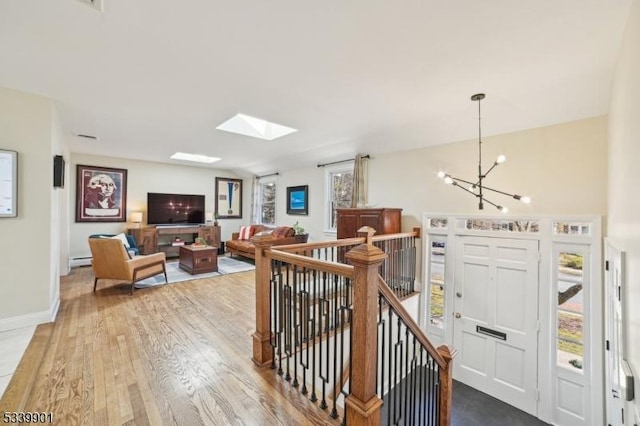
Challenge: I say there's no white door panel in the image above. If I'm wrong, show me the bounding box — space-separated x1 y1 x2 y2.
605 242 625 425
453 236 539 416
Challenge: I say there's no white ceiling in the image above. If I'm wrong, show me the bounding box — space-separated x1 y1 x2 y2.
0 0 632 176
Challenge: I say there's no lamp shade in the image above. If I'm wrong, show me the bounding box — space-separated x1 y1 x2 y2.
205 211 214 222
130 212 143 223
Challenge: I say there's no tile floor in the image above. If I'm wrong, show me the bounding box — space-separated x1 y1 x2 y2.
381 367 550 426
0 325 36 398
452 380 550 426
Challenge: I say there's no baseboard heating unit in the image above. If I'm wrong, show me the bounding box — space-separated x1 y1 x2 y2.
69 256 92 268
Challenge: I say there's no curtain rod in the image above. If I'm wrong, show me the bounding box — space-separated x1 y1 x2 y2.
317 154 370 168
257 172 279 179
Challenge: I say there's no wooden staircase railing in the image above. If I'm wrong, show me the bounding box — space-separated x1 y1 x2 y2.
252 227 455 425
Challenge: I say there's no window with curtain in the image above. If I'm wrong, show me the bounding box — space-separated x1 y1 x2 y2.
257 179 276 225
325 163 353 230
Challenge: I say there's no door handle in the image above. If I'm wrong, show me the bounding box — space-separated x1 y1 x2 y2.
455 312 461 319
456 292 463 298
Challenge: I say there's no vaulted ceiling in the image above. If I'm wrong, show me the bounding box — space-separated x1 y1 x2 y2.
0 0 632 175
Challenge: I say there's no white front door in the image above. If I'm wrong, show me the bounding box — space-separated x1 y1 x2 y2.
453 236 539 415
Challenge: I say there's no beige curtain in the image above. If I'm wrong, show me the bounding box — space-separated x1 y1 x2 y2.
250 176 260 223
351 154 368 208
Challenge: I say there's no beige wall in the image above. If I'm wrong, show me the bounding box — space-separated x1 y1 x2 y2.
608 0 640 420
268 116 608 245
367 116 608 229
0 86 65 328
69 153 245 259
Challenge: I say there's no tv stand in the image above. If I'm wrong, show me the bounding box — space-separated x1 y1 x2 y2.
128 225 220 257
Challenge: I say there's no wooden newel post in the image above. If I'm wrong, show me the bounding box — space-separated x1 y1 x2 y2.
345 227 386 426
252 234 277 366
437 344 457 426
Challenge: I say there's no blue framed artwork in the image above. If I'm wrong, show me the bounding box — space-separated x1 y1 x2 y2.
287 185 308 215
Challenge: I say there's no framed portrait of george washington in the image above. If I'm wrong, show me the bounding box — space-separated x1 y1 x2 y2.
76 164 127 222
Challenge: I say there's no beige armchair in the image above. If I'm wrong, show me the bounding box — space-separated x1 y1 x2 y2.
88 238 167 294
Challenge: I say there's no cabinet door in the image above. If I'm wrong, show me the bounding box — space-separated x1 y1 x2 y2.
337 212 359 239
358 212 383 234
141 228 158 254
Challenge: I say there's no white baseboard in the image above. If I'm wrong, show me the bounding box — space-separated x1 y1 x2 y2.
0 297 60 333
69 256 92 268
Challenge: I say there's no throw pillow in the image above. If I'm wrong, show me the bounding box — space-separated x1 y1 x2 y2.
272 227 293 239
239 226 253 240
110 232 130 248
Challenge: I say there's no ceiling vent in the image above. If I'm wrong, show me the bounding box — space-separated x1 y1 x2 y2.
76 0 103 11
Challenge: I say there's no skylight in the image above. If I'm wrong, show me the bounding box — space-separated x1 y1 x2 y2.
216 114 297 141
170 152 221 164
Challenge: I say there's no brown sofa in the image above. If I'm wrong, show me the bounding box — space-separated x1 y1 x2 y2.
226 224 308 260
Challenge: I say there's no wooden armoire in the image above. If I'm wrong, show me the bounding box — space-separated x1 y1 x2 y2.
336 208 402 239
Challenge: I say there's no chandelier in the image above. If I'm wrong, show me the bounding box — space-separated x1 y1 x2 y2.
437 93 531 213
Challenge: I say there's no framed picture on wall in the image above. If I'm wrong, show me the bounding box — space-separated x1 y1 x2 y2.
0 149 18 218
76 164 127 222
286 185 308 215
215 177 242 219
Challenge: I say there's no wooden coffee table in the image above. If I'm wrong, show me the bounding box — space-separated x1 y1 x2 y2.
178 245 218 274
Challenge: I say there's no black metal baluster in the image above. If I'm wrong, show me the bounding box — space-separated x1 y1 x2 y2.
300 281 310 395
319 272 330 410
284 264 292 382
432 357 438 425
292 265 299 388
403 324 410 425
269 261 277 369
277 262 285 376
420 350 425 425
403 236 408 295
310 269 318 403
377 294 385 397
394 316 404 425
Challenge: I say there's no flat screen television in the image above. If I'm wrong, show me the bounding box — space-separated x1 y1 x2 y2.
147 192 205 225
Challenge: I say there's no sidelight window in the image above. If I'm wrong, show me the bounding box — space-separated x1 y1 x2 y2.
429 239 446 329
556 251 584 372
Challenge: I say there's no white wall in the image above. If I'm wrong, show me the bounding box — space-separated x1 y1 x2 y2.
267 167 327 242
0 86 66 329
69 153 245 259
608 0 640 422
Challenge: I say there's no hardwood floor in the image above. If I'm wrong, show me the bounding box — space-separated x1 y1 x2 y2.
0 265 340 426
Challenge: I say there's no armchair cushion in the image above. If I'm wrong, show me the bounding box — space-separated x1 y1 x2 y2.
90 233 139 256
110 232 130 247
272 226 294 238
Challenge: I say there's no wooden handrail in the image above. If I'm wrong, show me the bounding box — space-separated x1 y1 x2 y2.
376 274 449 369
369 227 421 242
274 237 365 252
273 228 421 254
266 249 355 279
